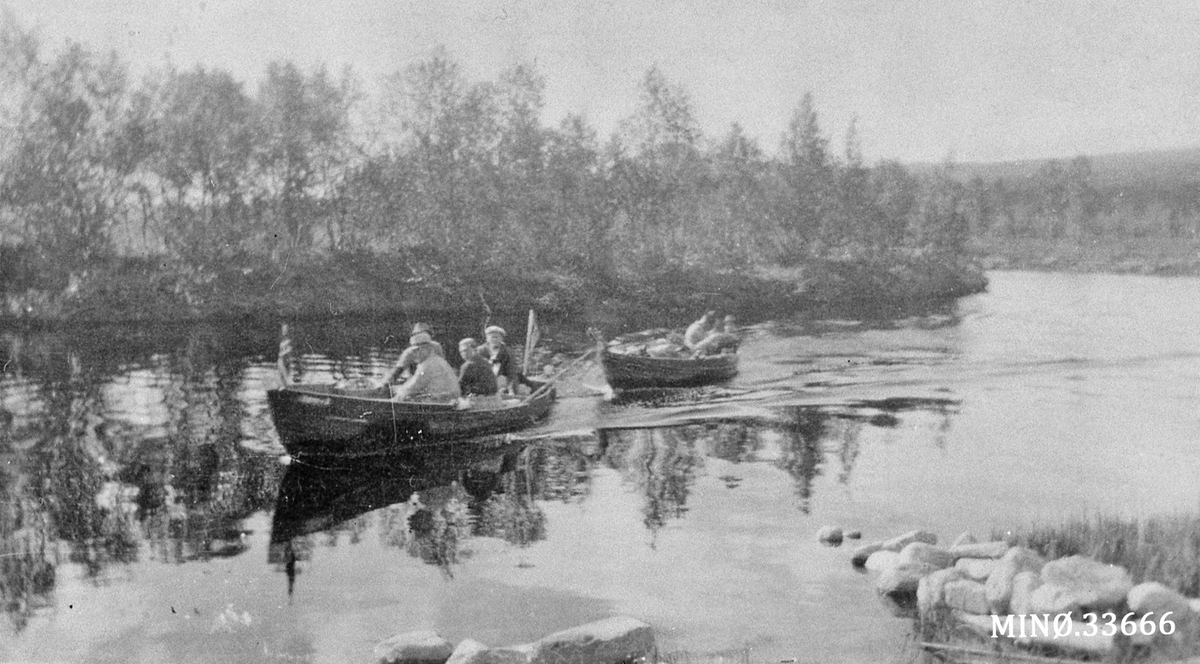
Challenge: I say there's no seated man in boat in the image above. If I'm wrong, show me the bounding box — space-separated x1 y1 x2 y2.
691 315 740 357
457 338 502 408
481 325 531 396
390 331 462 403
384 323 445 384
683 311 718 349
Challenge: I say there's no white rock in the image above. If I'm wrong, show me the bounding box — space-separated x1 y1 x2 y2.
816 526 843 545
985 547 1045 614
1040 555 1132 610
851 542 884 567
943 579 990 615
948 541 1010 559
1009 571 1043 616
917 567 965 616
951 531 979 547
881 530 938 552
864 550 900 573
954 558 997 581
898 542 954 570
1027 583 1081 616
375 630 455 664
527 616 655 664
446 640 529 664
1127 581 1191 618
876 562 940 596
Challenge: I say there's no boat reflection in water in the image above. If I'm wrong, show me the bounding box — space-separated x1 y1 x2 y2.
267 432 602 591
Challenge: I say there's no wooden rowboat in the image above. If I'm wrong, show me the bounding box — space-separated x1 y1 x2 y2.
266 380 555 458
597 343 738 390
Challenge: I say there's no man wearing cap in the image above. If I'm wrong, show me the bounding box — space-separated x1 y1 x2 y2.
389 330 461 403
385 323 445 384
481 325 525 395
691 315 740 357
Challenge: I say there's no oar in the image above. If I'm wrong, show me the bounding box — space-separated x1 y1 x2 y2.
276 323 293 386
521 346 598 404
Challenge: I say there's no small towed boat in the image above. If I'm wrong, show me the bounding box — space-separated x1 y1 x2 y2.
594 329 739 390
266 380 556 458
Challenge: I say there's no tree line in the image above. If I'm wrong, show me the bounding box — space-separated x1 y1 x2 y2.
0 15 1002 297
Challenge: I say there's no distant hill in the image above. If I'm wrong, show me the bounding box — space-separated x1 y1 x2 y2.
910 147 1200 188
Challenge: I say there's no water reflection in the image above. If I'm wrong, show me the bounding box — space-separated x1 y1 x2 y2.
0 326 286 632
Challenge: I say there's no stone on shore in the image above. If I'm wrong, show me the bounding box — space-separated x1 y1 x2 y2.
527 616 654 664
816 526 843 546
1040 555 1132 610
897 542 955 570
948 541 1010 560
446 640 530 664
864 550 900 573
985 547 1045 614
1027 583 1081 615
951 531 978 547
375 630 455 664
881 530 938 552
954 557 997 581
851 542 884 567
942 579 990 615
876 563 940 597
1009 571 1043 616
917 567 965 616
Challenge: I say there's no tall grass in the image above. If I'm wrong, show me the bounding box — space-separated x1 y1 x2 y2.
996 512 1200 597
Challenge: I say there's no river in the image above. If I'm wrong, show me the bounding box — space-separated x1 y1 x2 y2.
1 271 1198 663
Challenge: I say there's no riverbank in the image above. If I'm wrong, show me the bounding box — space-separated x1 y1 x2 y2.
978 236 1200 276
0 251 988 326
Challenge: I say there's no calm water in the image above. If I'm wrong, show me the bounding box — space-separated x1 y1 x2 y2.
1 271 1198 664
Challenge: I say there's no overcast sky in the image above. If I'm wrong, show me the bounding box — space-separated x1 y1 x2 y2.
6 0 1200 164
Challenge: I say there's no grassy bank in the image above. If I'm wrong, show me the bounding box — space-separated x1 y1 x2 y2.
0 251 988 326
978 237 1200 276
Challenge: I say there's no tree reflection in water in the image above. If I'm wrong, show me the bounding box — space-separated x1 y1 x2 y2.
0 327 286 632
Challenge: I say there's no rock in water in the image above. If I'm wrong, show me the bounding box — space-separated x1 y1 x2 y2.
375 631 454 664
816 526 843 546
527 616 655 664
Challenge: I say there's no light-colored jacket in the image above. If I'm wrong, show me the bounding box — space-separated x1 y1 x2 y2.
391 354 462 402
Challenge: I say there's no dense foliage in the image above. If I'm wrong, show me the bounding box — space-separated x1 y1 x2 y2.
0 15 984 317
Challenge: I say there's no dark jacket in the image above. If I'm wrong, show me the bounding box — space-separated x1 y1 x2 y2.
458 355 499 396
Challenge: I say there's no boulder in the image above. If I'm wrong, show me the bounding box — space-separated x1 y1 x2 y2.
527 616 654 664
816 526 843 546
897 542 954 570
446 640 530 664
1127 581 1191 619
954 557 997 581
850 542 884 567
1027 583 1081 616
1040 555 1132 610
951 531 979 547
985 547 1045 614
943 579 990 615
881 530 938 552
876 563 940 597
917 567 966 616
948 541 1010 559
1009 571 1043 616
864 550 900 573
375 630 455 664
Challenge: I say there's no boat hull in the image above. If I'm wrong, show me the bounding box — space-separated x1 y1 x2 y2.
599 347 738 390
267 381 555 457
